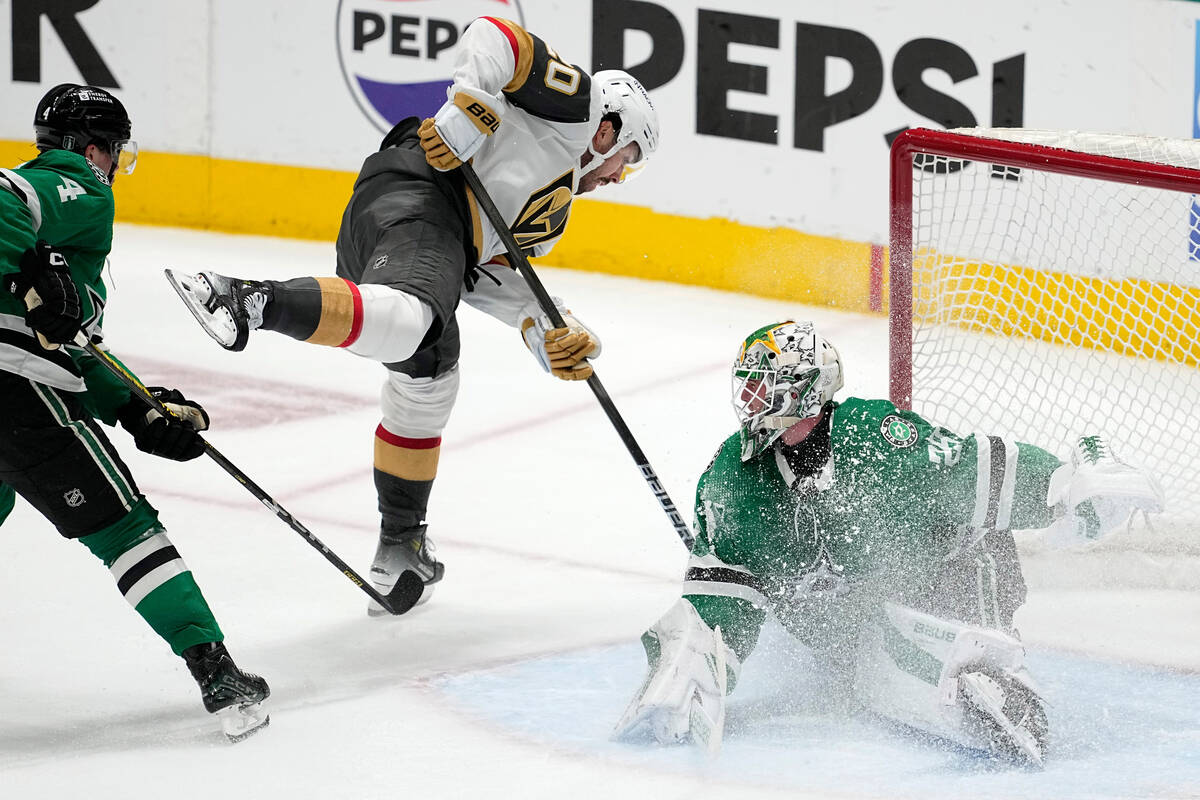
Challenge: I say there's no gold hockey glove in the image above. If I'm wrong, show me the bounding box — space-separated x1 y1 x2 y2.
419 92 501 171
520 307 601 381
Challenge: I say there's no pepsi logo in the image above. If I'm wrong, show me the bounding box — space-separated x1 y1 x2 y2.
336 0 525 133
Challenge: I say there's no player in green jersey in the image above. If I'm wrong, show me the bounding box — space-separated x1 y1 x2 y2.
0 84 268 742
614 320 1164 765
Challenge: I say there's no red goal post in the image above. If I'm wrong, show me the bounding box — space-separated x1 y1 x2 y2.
888 127 1200 524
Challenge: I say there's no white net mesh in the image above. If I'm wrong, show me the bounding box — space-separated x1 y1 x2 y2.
902 128 1200 529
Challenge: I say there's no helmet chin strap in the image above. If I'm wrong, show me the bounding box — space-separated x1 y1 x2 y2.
580 140 621 177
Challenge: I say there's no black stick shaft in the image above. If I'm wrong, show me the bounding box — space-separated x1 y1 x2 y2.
75 335 417 612
459 163 694 549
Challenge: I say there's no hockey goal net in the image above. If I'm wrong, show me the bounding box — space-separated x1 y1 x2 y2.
889 127 1200 550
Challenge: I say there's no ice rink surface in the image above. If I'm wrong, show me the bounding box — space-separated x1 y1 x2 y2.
1 224 1198 799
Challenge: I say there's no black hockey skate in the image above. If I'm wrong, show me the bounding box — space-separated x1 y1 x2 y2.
183 642 271 742
959 668 1048 767
164 269 271 352
367 523 444 617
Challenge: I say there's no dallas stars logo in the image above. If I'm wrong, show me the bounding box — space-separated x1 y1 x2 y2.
79 285 105 338
880 414 918 448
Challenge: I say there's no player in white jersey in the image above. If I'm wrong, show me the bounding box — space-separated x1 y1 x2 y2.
165 17 660 615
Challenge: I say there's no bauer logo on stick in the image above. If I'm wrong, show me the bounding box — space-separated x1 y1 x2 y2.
335 0 525 133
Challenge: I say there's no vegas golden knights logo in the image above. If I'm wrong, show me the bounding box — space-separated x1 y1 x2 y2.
512 170 574 249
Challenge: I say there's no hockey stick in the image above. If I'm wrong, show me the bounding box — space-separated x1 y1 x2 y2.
68 330 424 614
458 163 694 549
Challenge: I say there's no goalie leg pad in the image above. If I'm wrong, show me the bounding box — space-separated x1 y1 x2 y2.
853 601 1047 765
613 599 736 754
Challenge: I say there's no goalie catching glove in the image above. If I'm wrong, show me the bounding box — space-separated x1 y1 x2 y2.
612 599 735 755
418 92 502 171
117 387 210 462
1046 435 1165 540
520 303 601 381
5 241 82 348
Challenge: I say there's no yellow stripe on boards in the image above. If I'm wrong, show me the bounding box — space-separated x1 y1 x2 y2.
914 255 1200 368
0 141 354 240
14 140 1188 370
6 137 1191 374
0 140 879 313
0 140 39 170
551 198 878 313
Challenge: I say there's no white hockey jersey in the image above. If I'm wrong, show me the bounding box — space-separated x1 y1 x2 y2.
448 17 603 327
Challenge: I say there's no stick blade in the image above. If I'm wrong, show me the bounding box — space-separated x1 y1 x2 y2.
378 571 426 615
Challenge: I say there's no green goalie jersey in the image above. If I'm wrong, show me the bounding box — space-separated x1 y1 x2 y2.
0 149 137 423
684 397 1064 665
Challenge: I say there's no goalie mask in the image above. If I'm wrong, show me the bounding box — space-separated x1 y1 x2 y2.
733 321 844 461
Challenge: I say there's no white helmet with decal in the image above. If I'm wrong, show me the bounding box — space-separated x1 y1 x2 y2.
581 69 660 177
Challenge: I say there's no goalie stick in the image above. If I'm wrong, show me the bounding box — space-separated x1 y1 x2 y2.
458 163 694 550
69 330 425 615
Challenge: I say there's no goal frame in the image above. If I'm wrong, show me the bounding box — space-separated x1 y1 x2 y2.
888 127 1200 408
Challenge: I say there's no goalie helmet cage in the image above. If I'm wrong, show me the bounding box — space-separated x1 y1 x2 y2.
889 127 1200 524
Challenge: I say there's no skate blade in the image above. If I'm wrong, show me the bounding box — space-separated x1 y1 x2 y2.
163 268 241 350
217 702 270 743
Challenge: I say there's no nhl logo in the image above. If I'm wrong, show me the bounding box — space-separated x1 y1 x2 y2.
63 488 86 507
335 0 525 134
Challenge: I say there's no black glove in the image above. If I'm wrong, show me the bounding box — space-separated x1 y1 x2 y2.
117 387 210 462
6 241 82 345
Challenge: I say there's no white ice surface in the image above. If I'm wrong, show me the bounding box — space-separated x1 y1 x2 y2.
1 224 1197 799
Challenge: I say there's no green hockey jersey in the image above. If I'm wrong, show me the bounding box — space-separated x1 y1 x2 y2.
683 397 1063 663
0 149 135 422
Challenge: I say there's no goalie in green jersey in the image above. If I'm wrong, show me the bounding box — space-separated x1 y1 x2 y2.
614 320 1164 765
0 84 268 742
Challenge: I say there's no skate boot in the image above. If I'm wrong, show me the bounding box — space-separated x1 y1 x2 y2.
164 269 271 352
959 668 1048 767
367 523 444 617
182 642 271 742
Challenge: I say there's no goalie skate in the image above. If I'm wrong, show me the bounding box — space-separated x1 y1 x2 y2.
958 669 1048 767
367 524 444 617
164 269 270 352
